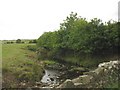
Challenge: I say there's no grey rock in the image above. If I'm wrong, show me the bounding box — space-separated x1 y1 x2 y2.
58 60 120 88
57 79 75 88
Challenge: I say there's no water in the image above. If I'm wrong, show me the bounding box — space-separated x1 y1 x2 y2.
41 69 60 85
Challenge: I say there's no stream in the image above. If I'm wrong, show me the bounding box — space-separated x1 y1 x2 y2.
41 69 60 86
40 65 88 88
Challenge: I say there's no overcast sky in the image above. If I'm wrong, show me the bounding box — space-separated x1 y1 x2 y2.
0 0 119 40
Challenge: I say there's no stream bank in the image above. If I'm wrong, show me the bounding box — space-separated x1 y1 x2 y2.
39 62 89 88
57 60 119 88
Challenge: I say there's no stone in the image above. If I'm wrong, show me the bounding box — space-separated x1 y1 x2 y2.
36 81 41 86
72 77 80 83
78 75 93 84
74 83 88 88
83 71 97 76
57 79 75 88
72 75 93 84
98 62 106 67
94 67 104 75
74 83 83 86
58 60 120 88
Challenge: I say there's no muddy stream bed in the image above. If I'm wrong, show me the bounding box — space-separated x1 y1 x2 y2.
41 69 60 85
40 64 89 88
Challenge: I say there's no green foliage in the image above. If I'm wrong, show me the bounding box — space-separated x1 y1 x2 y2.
37 12 119 65
43 60 57 65
29 39 37 43
37 31 59 49
16 39 21 43
27 44 37 51
17 63 43 82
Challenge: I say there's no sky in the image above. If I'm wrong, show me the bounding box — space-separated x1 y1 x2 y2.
118 1 120 22
0 0 119 40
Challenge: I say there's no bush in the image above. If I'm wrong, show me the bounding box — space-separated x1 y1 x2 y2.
27 45 37 51
29 40 37 43
37 12 119 65
16 39 21 43
16 63 44 82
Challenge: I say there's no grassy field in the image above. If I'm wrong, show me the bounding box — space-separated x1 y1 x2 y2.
0 41 2 89
2 43 44 88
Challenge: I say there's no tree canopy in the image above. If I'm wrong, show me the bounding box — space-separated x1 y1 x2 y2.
37 12 119 60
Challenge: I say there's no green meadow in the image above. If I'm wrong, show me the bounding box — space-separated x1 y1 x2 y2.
2 43 43 88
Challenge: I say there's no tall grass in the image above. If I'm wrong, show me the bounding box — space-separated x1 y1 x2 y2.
2 43 44 87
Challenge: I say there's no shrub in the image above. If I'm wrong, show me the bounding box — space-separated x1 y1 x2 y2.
16 39 21 43
27 45 37 51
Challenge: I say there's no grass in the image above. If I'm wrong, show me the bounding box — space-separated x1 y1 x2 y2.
63 55 100 69
62 53 118 69
0 41 1 88
2 43 44 88
43 60 57 65
3 44 35 71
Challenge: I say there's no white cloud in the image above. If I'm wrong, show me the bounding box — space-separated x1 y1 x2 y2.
0 0 119 40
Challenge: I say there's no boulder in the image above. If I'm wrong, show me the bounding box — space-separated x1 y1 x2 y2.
94 67 104 75
79 75 93 84
57 79 75 88
72 77 80 83
74 83 86 88
72 75 93 84
58 60 120 88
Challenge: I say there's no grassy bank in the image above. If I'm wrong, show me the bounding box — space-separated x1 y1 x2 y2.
2 43 44 88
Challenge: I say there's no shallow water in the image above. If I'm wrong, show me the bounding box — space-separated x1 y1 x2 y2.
41 69 60 85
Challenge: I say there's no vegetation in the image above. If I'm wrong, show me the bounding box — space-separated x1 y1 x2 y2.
36 12 119 88
27 44 37 51
2 12 119 88
37 12 119 67
16 39 22 43
3 39 36 44
29 39 37 43
2 44 44 88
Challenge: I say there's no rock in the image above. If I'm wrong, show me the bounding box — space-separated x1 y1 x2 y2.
57 79 75 88
74 83 82 86
21 82 26 86
56 76 59 79
78 75 93 84
98 62 107 68
72 77 80 83
26 87 32 90
36 82 41 86
50 78 54 81
84 71 96 76
58 60 120 88
47 78 50 82
94 67 104 75
74 83 87 88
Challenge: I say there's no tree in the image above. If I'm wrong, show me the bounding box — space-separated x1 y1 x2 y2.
37 12 118 62
16 39 21 43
